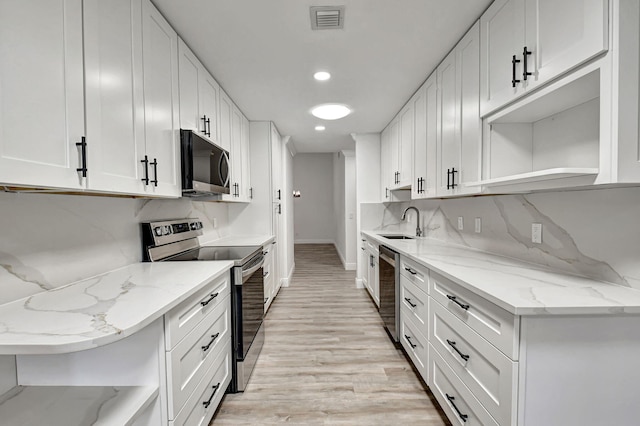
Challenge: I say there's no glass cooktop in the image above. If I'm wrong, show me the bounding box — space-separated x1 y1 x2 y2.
163 245 262 266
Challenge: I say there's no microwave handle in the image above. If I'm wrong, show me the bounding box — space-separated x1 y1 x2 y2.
219 151 230 187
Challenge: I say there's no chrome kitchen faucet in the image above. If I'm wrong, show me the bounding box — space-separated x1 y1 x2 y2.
402 206 422 237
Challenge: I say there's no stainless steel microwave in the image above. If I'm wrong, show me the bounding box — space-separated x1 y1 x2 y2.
180 130 230 198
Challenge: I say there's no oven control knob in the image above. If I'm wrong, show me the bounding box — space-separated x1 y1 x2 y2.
162 225 172 235
190 222 197 230
154 226 162 236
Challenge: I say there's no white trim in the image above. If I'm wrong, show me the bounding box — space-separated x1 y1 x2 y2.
294 239 335 244
344 262 356 271
281 262 295 287
355 278 364 288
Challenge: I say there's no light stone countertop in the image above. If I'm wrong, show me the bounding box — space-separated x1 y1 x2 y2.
362 231 640 316
0 261 233 354
202 234 275 247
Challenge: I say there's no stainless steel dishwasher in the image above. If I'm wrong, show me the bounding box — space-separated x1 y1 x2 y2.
379 245 400 343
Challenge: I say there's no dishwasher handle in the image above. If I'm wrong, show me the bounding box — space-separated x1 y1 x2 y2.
379 246 397 267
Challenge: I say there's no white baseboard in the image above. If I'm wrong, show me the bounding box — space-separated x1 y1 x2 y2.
281 262 295 287
294 239 335 244
355 278 364 289
344 262 356 271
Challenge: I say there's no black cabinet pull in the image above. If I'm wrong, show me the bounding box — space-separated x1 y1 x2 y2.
76 136 87 177
404 297 417 308
278 204 281 214
150 158 158 186
206 117 211 137
446 294 470 310
404 334 417 349
446 339 470 361
447 168 458 190
417 177 425 194
201 332 220 352
201 115 208 135
141 155 149 185
202 383 221 408
277 189 281 200
404 266 417 275
523 46 532 80
264 297 269 304
445 394 469 422
512 54 521 87
385 187 389 198
233 183 239 197
263 271 268 277
250 187 253 199
370 255 374 268
200 292 219 307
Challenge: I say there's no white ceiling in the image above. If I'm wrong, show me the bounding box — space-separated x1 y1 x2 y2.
152 0 493 153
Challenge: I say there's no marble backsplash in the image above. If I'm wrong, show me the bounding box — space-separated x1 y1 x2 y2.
362 186 640 290
0 192 229 305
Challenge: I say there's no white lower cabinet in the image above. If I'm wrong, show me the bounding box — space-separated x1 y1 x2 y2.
400 307 429 383
429 344 499 426
164 272 232 425
263 242 276 312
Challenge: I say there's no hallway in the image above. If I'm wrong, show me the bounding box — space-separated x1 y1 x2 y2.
213 244 448 425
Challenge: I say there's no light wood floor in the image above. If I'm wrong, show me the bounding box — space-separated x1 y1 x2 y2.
212 244 449 425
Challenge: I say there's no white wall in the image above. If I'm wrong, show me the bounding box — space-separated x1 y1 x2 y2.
361 186 640 290
344 151 357 270
292 154 335 243
333 153 346 263
283 140 295 285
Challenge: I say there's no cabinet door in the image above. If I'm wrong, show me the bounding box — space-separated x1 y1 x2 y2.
524 0 608 92
231 106 243 200
371 254 379 306
398 105 414 188
219 90 232 152
271 124 282 203
437 50 459 196
457 21 482 195
241 115 251 201
360 244 369 288
388 119 400 188
0 0 85 189
141 0 180 197
200 71 220 144
380 127 392 201
177 38 202 135
84 0 146 194
412 75 438 199
479 0 525 116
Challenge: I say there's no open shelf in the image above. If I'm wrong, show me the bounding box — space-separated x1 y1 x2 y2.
465 167 599 187
0 385 158 425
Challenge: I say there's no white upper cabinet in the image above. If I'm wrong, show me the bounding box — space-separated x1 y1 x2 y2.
218 89 232 153
380 126 392 201
83 0 146 194
241 115 252 201
178 38 220 145
140 0 180 197
0 0 85 189
397 104 414 188
480 0 608 116
412 74 438 199
438 21 482 197
271 123 282 203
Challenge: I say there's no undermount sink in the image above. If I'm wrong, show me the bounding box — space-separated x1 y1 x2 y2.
380 235 415 240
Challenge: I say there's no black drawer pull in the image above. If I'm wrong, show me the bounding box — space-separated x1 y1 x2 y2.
202 383 221 408
201 332 220 352
404 334 417 349
511 54 521 87
264 297 269 304
447 339 470 361
404 297 417 308
263 271 269 278
404 267 417 275
446 294 470 310
200 292 219 307
446 393 469 422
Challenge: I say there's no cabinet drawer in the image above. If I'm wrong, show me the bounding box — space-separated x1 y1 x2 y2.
170 341 232 426
165 272 230 350
430 299 517 425
399 313 428 383
167 295 230 419
400 275 429 329
399 256 428 291
429 344 499 426
366 240 378 255
430 271 519 359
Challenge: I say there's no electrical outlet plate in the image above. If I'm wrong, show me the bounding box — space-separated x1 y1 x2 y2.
457 217 464 230
475 218 481 233
532 223 542 244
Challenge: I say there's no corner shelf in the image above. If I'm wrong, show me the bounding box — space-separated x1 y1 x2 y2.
465 167 599 187
0 385 158 425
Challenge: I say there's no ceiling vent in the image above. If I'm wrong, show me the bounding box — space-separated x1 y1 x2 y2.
310 6 345 30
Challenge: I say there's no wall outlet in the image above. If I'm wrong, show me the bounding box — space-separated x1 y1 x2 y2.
475 217 482 233
532 223 542 244
212 218 217 229
457 217 464 230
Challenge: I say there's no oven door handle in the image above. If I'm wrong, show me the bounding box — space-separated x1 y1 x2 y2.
242 257 265 280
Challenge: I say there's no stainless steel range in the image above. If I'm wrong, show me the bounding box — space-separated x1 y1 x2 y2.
141 218 265 393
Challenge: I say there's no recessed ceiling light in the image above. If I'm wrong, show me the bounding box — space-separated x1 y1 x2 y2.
315 125 326 131
314 71 331 81
311 104 351 120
